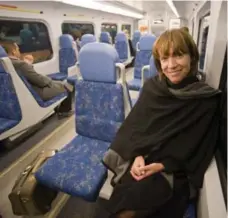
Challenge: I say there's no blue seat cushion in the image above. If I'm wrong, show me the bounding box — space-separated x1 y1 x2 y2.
35 135 110 201
67 75 78 85
19 75 67 107
127 78 141 91
0 118 20 134
48 72 67 81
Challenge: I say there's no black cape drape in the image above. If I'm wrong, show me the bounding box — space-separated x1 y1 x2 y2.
103 75 221 188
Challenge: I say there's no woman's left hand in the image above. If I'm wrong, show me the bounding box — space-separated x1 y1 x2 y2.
137 163 165 180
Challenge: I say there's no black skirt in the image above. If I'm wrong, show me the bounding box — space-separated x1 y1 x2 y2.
105 171 190 218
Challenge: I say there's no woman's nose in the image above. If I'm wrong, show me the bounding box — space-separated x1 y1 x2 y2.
167 57 177 68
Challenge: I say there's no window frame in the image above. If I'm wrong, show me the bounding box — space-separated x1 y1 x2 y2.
0 17 54 64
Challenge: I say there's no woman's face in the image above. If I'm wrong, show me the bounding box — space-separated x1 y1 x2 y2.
160 48 191 84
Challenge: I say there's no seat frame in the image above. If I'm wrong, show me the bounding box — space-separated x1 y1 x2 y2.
0 57 67 141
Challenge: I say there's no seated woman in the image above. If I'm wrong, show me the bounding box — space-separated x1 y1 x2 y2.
102 28 221 218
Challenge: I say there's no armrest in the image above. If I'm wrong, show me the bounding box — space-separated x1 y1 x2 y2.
67 62 80 77
115 63 126 83
136 42 140 52
115 63 131 116
141 65 150 87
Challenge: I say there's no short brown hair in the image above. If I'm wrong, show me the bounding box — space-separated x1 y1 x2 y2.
0 40 17 54
71 30 82 41
152 28 199 78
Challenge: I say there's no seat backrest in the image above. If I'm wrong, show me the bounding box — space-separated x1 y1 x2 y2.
132 30 141 51
0 46 22 121
76 42 129 142
115 32 128 60
59 34 77 75
100 32 111 44
81 34 96 47
134 34 156 79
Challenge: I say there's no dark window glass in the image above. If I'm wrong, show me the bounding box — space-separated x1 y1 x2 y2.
0 20 53 63
62 23 94 40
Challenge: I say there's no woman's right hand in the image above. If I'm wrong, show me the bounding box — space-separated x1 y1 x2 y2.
130 156 145 181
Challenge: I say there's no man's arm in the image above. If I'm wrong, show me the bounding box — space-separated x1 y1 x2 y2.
16 61 52 88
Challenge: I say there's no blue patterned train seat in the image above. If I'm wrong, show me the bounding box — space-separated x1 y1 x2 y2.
132 30 141 51
0 46 22 134
128 34 156 91
131 56 158 106
36 42 129 201
115 32 128 63
100 32 111 44
80 34 96 48
48 34 76 81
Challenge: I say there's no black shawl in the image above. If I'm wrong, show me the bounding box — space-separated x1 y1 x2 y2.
103 75 221 188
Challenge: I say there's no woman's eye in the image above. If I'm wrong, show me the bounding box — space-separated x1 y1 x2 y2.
175 54 183 58
161 57 168 61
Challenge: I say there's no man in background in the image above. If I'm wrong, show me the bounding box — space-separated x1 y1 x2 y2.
2 41 74 118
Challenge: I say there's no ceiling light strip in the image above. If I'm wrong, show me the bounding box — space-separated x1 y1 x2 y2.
60 0 144 19
166 0 179 18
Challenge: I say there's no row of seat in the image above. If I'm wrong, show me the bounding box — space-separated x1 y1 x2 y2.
0 32 132 140
34 42 195 218
54 31 158 92
0 29 157 141
81 30 163 92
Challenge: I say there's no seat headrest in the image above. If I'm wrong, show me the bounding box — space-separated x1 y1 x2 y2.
115 32 127 42
79 42 119 83
133 30 141 38
60 34 74 48
0 45 8 58
139 34 156 51
100 32 110 43
81 34 96 47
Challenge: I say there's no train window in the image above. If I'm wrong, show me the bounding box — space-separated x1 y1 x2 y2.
121 24 131 36
62 22 94 40
197 13 210 71
0 20 53 64
101 23 117 44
